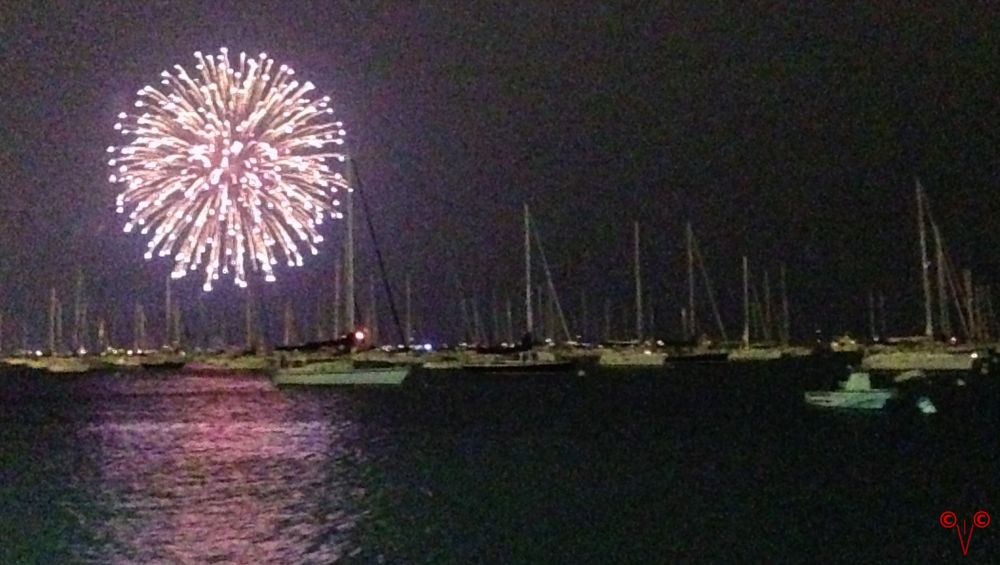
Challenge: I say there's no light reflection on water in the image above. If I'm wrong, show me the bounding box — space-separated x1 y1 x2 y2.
1 373 384 563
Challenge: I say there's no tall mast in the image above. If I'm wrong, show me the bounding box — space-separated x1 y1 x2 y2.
692 231 728 341
915 179 934 337
344 163 356 333
333 259 342 337
48 288 57 354
490 287 499 345
164 274 172 348
580 289 588 341
964 269 976 342
459 297 470 343
368 274 378 344
404 273 412 345
686 222 695 339
531 217 572 342
634 221 643 341
505 296 514 343
741 256 750 349
472 298 483 345
74 269 83 352
283 299 293 346
172 304 181 350
314 295 326 342
763 270 773 339
932 223 951 338
603 298 611 342
524 204 533 337
134 302 145 352
244 292 253 350
878 291 887 338
868 289 877 341
780 263 790 345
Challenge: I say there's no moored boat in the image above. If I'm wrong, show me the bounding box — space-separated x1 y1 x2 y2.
804 371 897 410
272 357 410 386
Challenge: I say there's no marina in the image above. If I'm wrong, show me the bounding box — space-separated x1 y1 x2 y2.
4 3 1000 561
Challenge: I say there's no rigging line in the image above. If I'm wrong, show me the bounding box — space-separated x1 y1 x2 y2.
350 159 405 347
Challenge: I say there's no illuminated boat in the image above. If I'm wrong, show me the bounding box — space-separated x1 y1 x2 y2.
804 372 897 410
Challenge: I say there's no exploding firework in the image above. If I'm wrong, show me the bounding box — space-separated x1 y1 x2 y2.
109 47 349 291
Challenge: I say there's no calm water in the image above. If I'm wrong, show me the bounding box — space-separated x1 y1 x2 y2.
1 364 999 563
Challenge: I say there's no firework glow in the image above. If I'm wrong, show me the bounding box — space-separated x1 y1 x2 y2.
109 47 349 291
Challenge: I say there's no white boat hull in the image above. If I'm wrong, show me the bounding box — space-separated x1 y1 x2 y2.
861 351 976 372
598 350 667 367
803 390 897 410
273 361 410 386
727 348 783 362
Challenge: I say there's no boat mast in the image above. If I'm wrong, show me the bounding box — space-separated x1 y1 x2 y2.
932 223 951 338
763 270 773 340
741 256 750 349
244 292 253 350
491 287 499 345
524 204 533 338
603 298 611 342
404 273 412 346
48 287 56 354
692 229 728 341
915 179 934 338
531 215 572 342
172 304 181 350
134 302 145 352
686 222 695 339
344 163 356 333
283 299 293 346
868 289 876 342
964 269 976 342
878 291 887 338
634 221 643 342
164 274 172 348
333 259 342 337
779 263 790 345
74 269 83 353
505 295 514 343
368 275 378 345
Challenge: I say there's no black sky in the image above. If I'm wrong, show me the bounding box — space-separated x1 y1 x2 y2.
2 1 1000 345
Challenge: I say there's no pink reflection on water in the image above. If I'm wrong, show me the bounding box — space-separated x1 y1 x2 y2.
73 376 372 562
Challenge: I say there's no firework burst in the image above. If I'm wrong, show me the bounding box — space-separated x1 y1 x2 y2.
109 47 349 291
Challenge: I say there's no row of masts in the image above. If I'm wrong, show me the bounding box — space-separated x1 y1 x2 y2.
9 176 994 354
913 178 995 342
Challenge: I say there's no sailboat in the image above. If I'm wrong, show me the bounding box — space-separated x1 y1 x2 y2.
456 205 575 373
272 158 411 386
860 180 985 374
727 257 783 361
598 221 668 367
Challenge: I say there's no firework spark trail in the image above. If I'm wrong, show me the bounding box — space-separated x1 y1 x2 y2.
109 47 349 291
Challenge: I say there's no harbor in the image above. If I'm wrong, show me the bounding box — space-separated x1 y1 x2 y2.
5 2 1000 562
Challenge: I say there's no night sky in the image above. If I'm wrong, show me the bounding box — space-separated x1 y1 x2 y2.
2 1 1000 346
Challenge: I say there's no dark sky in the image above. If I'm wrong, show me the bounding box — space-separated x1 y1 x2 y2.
2 1 1000 346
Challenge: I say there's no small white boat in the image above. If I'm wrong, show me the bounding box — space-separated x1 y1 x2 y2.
273 358 410 386
804 372 897 410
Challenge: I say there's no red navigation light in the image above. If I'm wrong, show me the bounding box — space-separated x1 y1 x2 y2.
354 330 366 342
